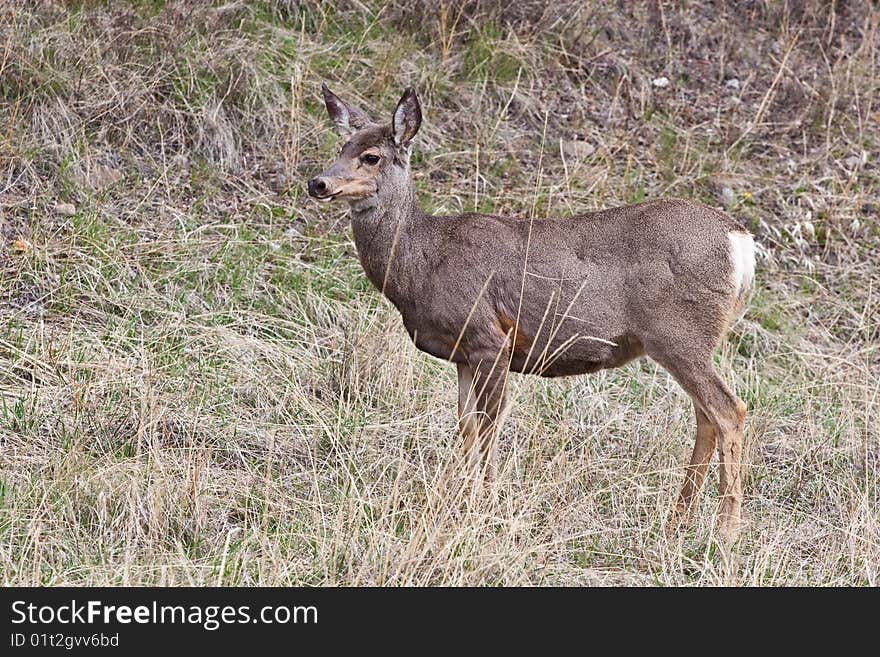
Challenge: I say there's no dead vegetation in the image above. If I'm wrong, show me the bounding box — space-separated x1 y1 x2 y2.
1 1 878 585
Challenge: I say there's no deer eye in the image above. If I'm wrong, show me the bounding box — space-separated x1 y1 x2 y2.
362 154 381 166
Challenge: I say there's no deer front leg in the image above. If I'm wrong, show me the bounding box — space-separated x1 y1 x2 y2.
457 363 480 467
456 359 508 481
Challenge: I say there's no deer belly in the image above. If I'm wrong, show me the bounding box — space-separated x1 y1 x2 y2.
507 333 643 377
409 328 464 363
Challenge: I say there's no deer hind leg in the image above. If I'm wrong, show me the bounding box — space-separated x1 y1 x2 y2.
649 352 746 542
456 359 508 482
691 372 745 542
715 392 747 541
675 403 717 518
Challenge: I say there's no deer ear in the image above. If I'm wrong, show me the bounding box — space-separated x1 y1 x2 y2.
392 87 422 147
322 83 371 136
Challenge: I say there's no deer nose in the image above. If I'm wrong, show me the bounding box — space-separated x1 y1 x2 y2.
307 177 328 198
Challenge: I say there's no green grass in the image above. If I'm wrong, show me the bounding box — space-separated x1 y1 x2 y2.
464 22 525 83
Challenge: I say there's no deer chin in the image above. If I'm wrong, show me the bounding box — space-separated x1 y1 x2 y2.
349 193 378 213
339 182 378 212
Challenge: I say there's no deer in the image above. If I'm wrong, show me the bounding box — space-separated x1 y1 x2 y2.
307 84 756 542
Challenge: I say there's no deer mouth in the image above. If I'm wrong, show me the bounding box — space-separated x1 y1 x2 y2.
313 190 341 203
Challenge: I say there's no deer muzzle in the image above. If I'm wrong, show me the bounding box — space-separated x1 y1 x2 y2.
307 174 377 203
307 176 338 201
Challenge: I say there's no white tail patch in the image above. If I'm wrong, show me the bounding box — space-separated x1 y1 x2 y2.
728 231 756 299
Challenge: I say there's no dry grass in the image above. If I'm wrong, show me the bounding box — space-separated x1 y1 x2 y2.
1 0 878 585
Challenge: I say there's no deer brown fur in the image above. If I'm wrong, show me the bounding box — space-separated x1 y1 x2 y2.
308 85 756 541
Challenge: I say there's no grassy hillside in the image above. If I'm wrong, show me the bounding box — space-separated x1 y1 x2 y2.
1 1 878 585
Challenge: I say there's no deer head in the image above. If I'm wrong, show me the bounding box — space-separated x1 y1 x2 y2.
307 84 422 214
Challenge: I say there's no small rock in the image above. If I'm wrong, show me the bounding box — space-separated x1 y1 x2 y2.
268 173 290 194
283 226 302 238
652 76 670 89
90 164 122 189
844 155 863 169
561 140 596 160
725 78 740 90
24 301 45 318
77 163 123 191
55 202 76 216
135 162 157 179
720 187 736 208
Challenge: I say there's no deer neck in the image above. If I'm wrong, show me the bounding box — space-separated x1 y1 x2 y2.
349 178 423 303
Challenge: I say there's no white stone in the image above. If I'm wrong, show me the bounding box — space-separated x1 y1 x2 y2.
55 202 76 216
561 140 596 160
720 187 736 207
